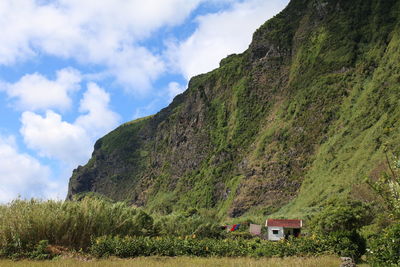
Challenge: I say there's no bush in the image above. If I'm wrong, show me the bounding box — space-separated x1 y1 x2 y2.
90 236 249 258
309 199 372 233
307 199 369 261
193 223 226 239
367 222 400 265
28 240 52 260
325 230 366 260
90 235 346 259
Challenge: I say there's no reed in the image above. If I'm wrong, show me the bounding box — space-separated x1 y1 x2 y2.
0 198 139 251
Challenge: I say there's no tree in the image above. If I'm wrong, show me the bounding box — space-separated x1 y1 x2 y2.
309 198 372 233
308 199 371 261
367 152 400 219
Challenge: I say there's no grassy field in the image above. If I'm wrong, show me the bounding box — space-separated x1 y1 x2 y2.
0 256 369 267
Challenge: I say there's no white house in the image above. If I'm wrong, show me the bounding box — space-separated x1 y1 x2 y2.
265 219 302 241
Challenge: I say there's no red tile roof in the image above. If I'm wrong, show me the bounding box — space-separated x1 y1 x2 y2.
266 219 302 228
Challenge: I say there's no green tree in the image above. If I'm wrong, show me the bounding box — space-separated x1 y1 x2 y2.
309 199 371 261
367 152 400 219
309 199 372 233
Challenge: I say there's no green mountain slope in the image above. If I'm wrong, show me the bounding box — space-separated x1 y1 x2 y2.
67 0 400 219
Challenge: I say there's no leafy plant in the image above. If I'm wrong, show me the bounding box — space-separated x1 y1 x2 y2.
308 199 372 233
367 222 400 265
367 152 400 219
308 199 370 261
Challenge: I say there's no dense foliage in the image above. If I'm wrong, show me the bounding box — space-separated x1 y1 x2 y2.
367 153 400 219
0 198 377 261
367 222 400 265
307 199 373 261
309 199 372 233
90 234 362 259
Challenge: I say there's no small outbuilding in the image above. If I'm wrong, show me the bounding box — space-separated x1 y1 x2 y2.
265 219 302 241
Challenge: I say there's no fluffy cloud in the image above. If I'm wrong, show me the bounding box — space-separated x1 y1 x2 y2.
0 0 207 92
76 83 120 138
167 0 289 79
0 68 81 111
20 83 119 165
0 135 61 202
0 0 289 91
20 110 92 164
167 82 186 102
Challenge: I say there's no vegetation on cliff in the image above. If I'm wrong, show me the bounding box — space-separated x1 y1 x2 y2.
68 0 400 222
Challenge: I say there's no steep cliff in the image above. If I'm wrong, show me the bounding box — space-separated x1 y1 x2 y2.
67 0 400 218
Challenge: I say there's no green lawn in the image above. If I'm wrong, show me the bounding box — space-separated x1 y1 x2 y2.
0 256 370 267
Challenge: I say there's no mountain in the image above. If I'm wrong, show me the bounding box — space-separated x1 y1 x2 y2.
67 0 400 218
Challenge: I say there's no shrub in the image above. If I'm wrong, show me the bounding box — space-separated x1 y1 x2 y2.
308 198 369 261
367 222 400 265
193 223 226 239
325 230 366 260
90 235 343 259
28 240 52 260
309 198 372 233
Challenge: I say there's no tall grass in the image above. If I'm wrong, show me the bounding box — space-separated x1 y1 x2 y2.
0 198 140 250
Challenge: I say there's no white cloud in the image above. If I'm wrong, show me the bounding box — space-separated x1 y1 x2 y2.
167 82 186 102
20 110 92 164
0 135 62 203
107 46 165 94
0 0 207 92
0 68 81 111
76 83 120 138
20 83 119 165
0 0 289 91
167 0 289 79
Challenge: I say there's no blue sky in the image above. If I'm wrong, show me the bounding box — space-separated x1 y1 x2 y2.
0 0 289 202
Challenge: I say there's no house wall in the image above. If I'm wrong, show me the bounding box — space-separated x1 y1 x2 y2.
267 226 284 241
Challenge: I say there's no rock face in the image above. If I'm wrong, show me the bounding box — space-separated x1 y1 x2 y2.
340 257 356 267
67 0 400 217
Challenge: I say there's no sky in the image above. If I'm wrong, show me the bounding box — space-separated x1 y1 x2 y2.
0 0 289 203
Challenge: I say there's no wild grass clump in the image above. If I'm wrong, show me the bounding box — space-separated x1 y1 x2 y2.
0 197 147 257
0 198 226 259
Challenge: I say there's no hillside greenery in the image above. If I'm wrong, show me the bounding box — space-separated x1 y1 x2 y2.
67 0 400 225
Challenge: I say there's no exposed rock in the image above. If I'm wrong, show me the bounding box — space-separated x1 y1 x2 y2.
340 257 356 267
67 0 400 217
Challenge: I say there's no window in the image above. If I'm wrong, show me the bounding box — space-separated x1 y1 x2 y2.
272 230 279 235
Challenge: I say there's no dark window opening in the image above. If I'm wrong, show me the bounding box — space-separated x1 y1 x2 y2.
272 230 279 235
293 228 301 237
